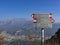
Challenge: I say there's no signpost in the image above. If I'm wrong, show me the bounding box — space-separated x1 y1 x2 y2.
32 13 55 45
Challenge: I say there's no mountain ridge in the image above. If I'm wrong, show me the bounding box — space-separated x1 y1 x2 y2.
0 18 60 36
45 28 60 45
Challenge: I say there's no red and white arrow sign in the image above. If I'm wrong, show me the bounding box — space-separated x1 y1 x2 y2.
33 18 37 24
49 13 55 23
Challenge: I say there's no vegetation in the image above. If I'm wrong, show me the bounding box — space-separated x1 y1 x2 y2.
0 28 5 45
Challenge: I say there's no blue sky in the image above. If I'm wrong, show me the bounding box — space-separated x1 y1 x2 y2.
0 0 60 22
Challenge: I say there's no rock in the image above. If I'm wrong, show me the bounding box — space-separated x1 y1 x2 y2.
45 28 60 45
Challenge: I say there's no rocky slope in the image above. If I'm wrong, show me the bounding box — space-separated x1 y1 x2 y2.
45 28 60 45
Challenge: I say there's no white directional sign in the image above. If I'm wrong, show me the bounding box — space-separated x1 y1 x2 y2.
32 14 53 28
32 13 55 45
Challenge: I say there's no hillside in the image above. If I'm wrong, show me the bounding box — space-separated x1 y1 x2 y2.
45 28 60 45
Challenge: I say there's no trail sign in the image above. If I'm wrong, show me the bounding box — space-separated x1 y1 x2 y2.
32 13 54 28
32 13 55 45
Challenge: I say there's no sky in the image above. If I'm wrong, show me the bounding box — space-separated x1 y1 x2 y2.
0 0 60 22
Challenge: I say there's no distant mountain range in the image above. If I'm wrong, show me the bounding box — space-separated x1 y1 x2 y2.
0 18 60 36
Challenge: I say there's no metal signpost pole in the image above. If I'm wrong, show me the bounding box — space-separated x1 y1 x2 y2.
32 13 54 45
41 28 44 45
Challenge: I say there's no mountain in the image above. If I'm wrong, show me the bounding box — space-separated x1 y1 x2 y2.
0 21 7 25
45 28 60 45
0 18 60 36
0 18 34 35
